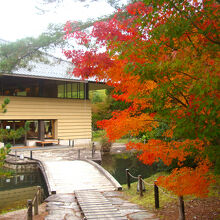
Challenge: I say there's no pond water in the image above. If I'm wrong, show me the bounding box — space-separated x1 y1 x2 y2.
101 152 165 184
0 152 164 213
0 168 49 213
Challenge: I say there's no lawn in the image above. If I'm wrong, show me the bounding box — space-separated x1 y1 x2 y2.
121 172 220 220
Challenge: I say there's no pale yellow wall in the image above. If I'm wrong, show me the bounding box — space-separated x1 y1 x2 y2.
0 96 92 140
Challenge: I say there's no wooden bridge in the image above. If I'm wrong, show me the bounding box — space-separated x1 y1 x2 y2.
42 159 121 193
6 147 159 220
41 159 124 219
42 159 126 219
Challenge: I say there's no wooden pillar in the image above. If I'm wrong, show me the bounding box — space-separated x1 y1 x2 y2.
13 121 15 146
38 120 45 141
85 82 89 100
24 120 27 146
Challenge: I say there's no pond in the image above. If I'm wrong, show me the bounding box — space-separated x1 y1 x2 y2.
0 168 49 213
0 152 165 214
101 152 166 185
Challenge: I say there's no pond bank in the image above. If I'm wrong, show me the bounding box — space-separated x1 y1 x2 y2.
0 144 162 220
0 203 47 220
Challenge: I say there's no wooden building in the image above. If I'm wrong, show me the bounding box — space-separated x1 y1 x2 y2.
0 55 108 147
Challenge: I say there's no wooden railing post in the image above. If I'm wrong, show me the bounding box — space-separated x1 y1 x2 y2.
138 175 143 197
78 149 80 159
178 196 185 220
37 186 41 204
126 169 130 189
154 181 159 209
34 196 38 215
27 200 32 220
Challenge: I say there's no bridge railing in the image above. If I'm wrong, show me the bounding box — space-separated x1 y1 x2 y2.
125 169 185 220
27 186 42 220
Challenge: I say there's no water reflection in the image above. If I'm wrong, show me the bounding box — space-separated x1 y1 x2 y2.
0 168 48 212
102 152 164 184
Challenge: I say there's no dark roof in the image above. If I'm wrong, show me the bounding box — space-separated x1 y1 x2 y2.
0 39 110 90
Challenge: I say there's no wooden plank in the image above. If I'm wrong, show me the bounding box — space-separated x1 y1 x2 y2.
75 190 127 220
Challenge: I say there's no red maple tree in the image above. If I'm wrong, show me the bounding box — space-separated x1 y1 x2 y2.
64 0 219 197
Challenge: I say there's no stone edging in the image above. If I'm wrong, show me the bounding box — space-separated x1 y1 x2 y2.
6 153 51 195
82 159 122 191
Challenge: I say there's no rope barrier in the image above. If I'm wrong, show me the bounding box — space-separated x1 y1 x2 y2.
157 186 177 199
141 178 154 186
128 172 139 179
127 169 176 198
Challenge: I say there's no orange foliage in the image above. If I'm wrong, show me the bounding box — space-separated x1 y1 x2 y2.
64 0 219 197
157 161 214 197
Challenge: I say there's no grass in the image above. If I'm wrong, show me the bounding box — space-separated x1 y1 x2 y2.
0 201 27 214
121 171 220 215
121 172 176 211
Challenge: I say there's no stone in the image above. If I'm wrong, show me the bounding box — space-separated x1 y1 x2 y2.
45 194 75 203
128 211 158 220
102 191 122 197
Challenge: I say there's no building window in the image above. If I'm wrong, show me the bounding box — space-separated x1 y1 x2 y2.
56 82 88 99
0 76 89 100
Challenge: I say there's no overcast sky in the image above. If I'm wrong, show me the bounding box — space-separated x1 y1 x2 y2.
0 0 115 42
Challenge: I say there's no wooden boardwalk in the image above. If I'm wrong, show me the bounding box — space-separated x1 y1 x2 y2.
75 190 127 220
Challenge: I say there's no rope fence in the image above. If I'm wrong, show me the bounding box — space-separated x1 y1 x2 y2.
125 169 185 220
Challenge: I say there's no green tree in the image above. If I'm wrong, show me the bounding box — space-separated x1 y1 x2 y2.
0 99 29 174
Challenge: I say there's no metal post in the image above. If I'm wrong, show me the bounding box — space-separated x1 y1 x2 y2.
92 142 95 158
154 181 159 208
178 196 185 220
15 151 17 161
138 175 143 197
72 139 74 147
69 139 71 146
126 169 130 189
78 149 80 159
27 200 33 220
30 151 32 160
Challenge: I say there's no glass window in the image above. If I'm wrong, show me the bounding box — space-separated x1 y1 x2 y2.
66 83 71 98
58 84 65 98
71 83 78 98
27 121 38 139
0 76 89 100
79 83 85 99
